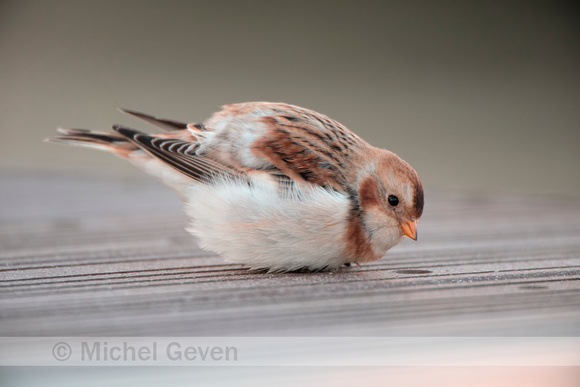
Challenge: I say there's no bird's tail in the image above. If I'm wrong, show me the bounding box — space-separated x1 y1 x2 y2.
44 128 138 158
45 108 201 158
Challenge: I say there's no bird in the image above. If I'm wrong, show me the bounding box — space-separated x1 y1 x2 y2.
46 102 424 272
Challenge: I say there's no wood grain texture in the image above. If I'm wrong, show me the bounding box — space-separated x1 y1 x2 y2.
1 173 579 336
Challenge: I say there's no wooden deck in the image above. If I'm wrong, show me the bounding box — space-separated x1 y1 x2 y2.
1 172 580 337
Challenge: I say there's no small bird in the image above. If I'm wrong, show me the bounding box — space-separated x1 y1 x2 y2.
46 102 423 272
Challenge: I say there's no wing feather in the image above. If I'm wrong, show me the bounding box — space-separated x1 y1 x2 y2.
113 125 246 183
118 108 191 132
207 103 371 192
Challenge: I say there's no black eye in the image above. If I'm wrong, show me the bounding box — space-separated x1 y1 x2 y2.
388 195 399 207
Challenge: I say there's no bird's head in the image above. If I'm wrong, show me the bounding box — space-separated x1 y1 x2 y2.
357 150 424 250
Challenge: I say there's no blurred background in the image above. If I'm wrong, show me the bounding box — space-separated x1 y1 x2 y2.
1 0 578 196
2 2 580 385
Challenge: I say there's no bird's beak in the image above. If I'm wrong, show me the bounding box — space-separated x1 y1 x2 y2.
401 219 418 241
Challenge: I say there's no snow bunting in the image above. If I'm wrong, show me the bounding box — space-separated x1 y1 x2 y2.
46 102 423 272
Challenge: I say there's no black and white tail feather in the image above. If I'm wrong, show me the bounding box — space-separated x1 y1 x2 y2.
46 109 245 185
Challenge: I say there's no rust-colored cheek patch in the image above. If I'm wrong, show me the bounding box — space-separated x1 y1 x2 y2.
358 176 381 209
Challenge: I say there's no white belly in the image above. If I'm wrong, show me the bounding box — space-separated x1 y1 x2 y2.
184 178 351 272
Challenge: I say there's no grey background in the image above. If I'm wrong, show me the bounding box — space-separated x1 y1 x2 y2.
1 0 578 196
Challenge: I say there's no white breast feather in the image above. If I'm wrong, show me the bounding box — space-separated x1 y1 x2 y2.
184 178 351 272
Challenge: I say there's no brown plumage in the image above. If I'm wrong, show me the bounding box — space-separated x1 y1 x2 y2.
46 102 424 271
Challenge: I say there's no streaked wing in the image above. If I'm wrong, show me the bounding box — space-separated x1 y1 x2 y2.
209 102 371 192
113 125 246 183
119 108 204 142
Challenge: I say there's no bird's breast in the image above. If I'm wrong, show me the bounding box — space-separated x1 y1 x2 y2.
183 178 353 271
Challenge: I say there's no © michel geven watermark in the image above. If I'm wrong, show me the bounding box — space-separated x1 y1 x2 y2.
1 337 579 366
51 339 238 364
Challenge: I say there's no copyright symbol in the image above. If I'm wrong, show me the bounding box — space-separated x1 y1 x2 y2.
52 342 72 361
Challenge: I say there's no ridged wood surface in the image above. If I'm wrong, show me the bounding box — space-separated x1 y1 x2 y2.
1 173 579 336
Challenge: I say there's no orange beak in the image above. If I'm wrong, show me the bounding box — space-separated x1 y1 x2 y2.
401 219 418 241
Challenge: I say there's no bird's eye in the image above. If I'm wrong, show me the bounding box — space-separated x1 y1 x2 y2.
388 195 399 207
